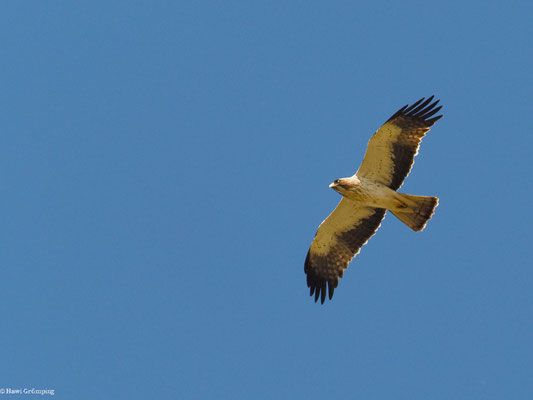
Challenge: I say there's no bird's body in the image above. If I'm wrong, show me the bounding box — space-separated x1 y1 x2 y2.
331 177 400 209
305 96 443 303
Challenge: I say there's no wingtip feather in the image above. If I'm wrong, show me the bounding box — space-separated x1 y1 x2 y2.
404 97 425 113
387 96 443 127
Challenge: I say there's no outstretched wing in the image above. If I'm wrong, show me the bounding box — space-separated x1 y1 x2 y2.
305 198 386 303
356 96 443 191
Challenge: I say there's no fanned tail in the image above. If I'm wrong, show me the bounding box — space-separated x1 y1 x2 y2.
391 194 438 231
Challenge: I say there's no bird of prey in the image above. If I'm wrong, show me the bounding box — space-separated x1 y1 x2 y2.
304 96 443 303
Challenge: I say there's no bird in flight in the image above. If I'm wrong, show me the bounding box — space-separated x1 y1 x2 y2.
305 96 443 303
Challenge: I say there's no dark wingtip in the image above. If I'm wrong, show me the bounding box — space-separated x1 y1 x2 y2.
307 278 335 304
388 96 443 126
403 97 425 113
305 251 336 304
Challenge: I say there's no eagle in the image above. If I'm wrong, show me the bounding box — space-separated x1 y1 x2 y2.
305 96 443 303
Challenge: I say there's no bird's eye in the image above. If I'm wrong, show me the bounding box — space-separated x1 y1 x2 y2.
334 180 339 184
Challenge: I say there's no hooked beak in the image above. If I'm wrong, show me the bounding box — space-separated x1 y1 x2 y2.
329 182 337 189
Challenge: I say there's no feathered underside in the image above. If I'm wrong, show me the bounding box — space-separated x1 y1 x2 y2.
304 97 443 303
356 96 442 191
305 199 386 303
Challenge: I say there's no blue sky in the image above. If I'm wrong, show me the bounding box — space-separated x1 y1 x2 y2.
1 1 532 399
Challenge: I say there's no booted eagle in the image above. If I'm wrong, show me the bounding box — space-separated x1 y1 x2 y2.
305 96 443 303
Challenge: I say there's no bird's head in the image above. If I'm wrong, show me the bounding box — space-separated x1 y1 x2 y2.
329 177 360 195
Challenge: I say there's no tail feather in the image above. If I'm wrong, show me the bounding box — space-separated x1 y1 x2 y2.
391 194 438 231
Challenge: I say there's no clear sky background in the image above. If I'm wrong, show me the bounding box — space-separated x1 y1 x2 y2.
1 2 532 399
